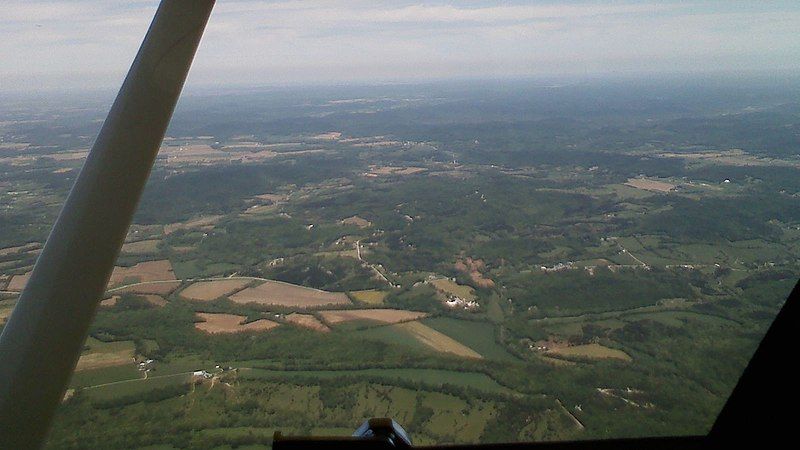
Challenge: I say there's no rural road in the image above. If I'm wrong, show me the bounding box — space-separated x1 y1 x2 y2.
355 240 391 285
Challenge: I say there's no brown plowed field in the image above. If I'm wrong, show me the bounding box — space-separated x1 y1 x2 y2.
113 280 181 295
180 279 251 301
286 313 330 332
229 280 350 308
108 260 176 287
194 313 279 334
318 309 426 325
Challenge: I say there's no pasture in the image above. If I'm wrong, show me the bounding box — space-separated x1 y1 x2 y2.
242 367 515 396
243 204 277 215
547 343 632 362
110 280 181 295
163 215 223 235
423 317 517 362
624 178 676 192
340 215 371 228
120 239 160 254
430 278 476 301
0 299 16 324
76 338 136 371
393 321 482 359
6 271 30 291
349 289 387 305
171 260 239 279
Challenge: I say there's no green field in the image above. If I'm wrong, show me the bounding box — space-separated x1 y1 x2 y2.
241 367 517 396
422 317 518 362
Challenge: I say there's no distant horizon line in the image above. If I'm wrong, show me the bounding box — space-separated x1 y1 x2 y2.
2 69 799 98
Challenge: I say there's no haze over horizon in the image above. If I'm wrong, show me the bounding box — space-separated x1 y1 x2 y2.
2 0 799 92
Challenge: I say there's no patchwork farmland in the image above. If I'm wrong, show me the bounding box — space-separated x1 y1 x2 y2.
2 79 790 447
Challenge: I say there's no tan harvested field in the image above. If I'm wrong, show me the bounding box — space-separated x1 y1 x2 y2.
0 242 40 256
311 132 342 140
547 343 632 362
1 301 16 324
52 151 88 161
75 352 132 371
349 290 388 305
7 271 31 291
194 313 279 334
229 280 350 308
159 144 232 165
341 215 371 228
112 280 181 295
125 224 163 242
430 278 476 301
315 249 360 259
395 321 482 359
164 215 223 235
195 313 243 333
319 309 427 325
180 279 251 301
625 178 676 193
253 193 286 203
121 239 160 254
100 296 119 307
286 313 330 332
75 338 135 371
238 150 279 162
108 260 176 287
656 149 800 168
243 204 275 215
0 142 30 151
351 140 402 148
368 166 426 176
99 294 165 307
239 319 280 332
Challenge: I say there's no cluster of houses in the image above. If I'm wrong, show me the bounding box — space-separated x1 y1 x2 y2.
192 370 213 379
444 296 479 311
521 338 554 352
137 359 155 371
540 262 574 273
192 365 236 380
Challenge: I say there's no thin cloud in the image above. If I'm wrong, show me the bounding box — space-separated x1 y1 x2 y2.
1 1 799 91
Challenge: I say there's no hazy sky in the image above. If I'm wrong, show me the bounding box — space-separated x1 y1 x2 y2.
2 0 799 91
